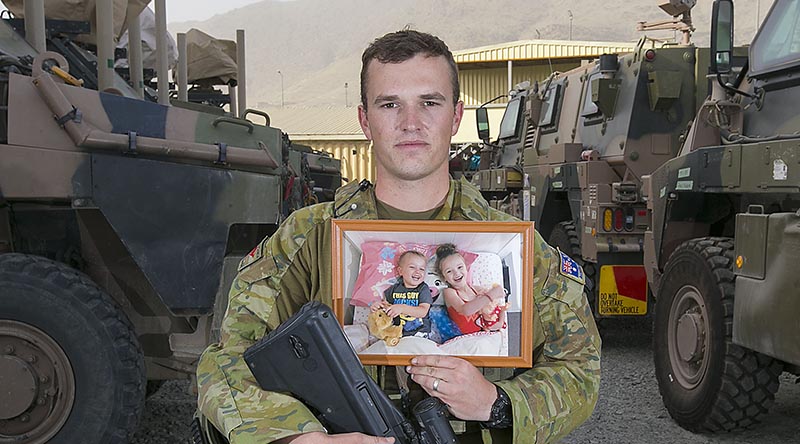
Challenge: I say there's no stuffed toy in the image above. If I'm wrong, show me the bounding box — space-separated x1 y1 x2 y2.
478 284 510 330
425 271 448 303
367 309 403 346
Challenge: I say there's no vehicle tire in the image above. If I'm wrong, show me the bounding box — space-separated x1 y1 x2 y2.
548 221 596 295
0 253 145 444
653 237 782 432
193 410 230 444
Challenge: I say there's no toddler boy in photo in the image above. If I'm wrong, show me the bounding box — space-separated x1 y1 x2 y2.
370 250 432 339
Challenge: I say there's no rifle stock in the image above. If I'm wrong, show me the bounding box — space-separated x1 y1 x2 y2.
244 301 456 443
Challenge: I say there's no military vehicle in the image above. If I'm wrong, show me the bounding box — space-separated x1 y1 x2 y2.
0 4 341 443
645 0 800 432
474 0 708 317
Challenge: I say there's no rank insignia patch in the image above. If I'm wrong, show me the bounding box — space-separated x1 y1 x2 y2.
238 243 263 271
558 249 585 285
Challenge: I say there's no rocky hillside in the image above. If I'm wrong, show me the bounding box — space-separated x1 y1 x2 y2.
168 0 768 107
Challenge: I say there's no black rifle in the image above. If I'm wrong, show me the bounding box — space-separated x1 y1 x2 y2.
244 301 457 444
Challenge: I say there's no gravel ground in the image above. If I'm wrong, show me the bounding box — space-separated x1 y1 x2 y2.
132 316 800 443
562 316 800 444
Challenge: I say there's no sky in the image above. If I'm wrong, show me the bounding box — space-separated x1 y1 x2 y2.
166 0 268 23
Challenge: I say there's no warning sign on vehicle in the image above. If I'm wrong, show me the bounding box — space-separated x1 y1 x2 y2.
598 266 648 316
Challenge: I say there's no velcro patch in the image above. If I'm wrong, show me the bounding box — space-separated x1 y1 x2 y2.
558 249 585 285
238 243 263 271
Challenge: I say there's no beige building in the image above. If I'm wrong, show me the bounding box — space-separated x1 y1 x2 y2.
263 39 637 183
258 106 372 184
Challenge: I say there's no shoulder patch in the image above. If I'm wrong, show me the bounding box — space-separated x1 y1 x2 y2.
238 243 263 272
557 248 585 285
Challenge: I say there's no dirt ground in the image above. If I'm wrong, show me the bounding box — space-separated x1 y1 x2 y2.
133 316 800 443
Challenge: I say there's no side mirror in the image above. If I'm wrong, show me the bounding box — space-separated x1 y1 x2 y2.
711 0 734 74
476 107 490 142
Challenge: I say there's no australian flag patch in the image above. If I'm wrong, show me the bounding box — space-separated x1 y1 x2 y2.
558 249 585 285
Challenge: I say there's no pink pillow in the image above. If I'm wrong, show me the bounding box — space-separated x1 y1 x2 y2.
349 241 477 307
349 242 434 307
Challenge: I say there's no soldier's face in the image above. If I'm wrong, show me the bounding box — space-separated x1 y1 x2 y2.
358 54 463 183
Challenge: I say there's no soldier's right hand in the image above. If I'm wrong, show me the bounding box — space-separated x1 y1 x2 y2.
274 431 395 443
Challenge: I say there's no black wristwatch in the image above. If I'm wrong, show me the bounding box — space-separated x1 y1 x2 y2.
479 384 513 429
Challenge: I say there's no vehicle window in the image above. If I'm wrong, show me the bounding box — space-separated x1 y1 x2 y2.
538 83 561 127
498 96 524 139
582 72 600 117
751 0 800 75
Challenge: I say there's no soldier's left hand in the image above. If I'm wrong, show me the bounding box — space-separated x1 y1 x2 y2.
406 355 497 421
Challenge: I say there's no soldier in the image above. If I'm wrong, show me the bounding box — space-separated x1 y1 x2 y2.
197 29 601 444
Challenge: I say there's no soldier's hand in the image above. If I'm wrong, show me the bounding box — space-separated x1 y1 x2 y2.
406 355 497 421
275 431 395 443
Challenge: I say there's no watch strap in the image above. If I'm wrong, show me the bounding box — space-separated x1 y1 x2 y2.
479 384 513 429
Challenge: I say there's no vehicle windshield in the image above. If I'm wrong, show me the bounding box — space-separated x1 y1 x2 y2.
750 0 800 76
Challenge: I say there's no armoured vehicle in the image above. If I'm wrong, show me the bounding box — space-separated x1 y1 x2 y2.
646 0 800 432
0 5 341 444
474 0 708 317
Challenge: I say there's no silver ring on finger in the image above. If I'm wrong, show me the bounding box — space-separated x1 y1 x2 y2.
432 378 440 392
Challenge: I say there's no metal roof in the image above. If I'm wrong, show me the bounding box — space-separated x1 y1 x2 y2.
259 106 366 140
453 39 637 64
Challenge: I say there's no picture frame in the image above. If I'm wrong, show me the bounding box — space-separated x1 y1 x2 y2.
332 219 534 368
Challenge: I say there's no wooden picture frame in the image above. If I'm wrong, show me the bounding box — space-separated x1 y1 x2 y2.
332 219 534 368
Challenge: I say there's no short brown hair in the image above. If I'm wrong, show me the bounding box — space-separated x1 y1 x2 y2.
398 250 427 268
360 29 460 109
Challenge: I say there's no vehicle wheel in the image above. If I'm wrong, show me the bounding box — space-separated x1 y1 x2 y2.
0 253 145 443
193 410 230 444
548 221 596 295
653 237 782 432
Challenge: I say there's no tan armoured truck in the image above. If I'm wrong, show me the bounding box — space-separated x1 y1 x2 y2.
475 0 710 318
0 7 340 444
645 0 800 432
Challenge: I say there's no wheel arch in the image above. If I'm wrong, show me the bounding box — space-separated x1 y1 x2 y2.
657 192 737 277
537 190 573 240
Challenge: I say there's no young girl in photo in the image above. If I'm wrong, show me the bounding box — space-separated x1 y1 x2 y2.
435 243 509 334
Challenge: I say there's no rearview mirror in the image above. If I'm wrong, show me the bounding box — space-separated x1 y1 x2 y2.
711 0 734 74
476 107 490 142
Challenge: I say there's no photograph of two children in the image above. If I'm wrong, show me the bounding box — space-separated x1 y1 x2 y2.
332 219 534 368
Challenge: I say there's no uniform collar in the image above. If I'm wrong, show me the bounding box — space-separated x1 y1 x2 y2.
332 176 490 221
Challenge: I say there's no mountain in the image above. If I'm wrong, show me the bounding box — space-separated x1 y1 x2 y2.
168 0 768 108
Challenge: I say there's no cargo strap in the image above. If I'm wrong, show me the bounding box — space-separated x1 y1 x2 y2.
126 131 137 155
215 142 227 165
55 106 82 127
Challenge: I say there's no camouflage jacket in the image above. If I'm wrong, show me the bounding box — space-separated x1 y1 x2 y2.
196 178 601 444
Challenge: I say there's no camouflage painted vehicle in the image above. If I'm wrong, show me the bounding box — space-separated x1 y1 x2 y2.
0 15 340 444
474 1 709 318
645 0 800 432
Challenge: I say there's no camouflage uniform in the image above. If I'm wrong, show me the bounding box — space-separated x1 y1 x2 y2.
197 177 601 443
